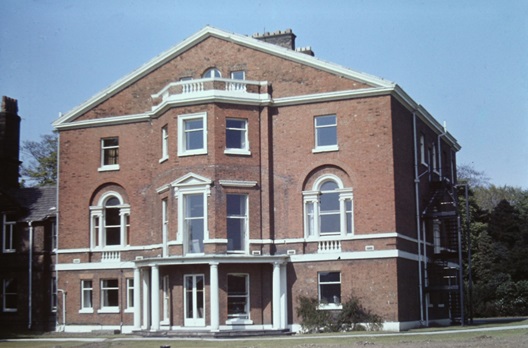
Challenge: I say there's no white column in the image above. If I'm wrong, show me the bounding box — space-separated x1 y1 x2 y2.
151 265 160 331
210 262 220 331
133 267 141 330
142 268 150 330
280 263 288 329
272 261 281 329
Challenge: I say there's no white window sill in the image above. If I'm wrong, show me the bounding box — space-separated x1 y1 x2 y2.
98 165 120 172
159 156 169 163
178 149 207 157
2 250 15 253
3 308 17 313
226 318 253 325
124 308 134 314
98 307 120 314
224 148 251 156
79 308 94 314
312 145 339 153
318 304 342 310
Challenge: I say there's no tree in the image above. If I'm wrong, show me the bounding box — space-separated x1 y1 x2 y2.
20 132 58 187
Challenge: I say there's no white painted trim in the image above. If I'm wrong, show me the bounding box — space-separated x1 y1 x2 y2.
289 249 418 263
219 180 258 188
55 262 135 271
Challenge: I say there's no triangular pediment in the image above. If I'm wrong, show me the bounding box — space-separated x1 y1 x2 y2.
52 26 394 129
171 172 212 188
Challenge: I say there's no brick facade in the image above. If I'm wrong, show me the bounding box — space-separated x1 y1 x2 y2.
53 27 462 333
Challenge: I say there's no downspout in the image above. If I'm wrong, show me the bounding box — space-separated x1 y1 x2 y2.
57 289 66 331
412 112 425 326
437 122 447 179
28 220 33 329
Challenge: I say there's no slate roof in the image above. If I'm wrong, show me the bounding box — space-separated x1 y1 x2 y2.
1 185 57 222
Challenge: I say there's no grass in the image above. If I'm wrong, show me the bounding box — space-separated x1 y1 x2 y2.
1 319 527 348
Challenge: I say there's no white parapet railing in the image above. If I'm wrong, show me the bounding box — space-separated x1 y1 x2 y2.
318 240 341 253
151 77 268 109
101 251 121 263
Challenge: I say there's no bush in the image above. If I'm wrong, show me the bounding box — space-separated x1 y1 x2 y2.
296 295 383 333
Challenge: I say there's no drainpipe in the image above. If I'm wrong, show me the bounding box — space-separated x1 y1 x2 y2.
437 122 447 179
412 112 425 326
57 289 66 331
28 220 34 329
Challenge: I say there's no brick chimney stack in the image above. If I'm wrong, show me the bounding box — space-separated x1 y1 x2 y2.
253 29 297 50
0 96 21 189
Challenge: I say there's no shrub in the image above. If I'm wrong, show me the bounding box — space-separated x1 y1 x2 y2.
296 295 383 333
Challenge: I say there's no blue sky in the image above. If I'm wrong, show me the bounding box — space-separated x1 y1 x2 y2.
1 0 527 188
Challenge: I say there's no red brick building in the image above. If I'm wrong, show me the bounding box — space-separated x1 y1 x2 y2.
52 27 463 333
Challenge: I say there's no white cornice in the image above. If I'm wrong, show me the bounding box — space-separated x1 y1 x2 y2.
219 180 258 188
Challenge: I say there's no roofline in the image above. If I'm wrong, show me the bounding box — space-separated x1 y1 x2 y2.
53 26 393 127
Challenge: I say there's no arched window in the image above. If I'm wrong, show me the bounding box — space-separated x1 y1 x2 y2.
90 192 130 249
202 68 221 78
303 175 353 238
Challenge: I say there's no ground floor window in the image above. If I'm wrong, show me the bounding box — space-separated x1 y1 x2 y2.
80 280 93 312
100 279 119 312
184 274 205 326
318 272 341 309
2 278 17 312
227 274 249 320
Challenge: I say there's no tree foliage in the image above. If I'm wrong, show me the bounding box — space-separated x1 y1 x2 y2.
458 164 528 317
20 132 58 187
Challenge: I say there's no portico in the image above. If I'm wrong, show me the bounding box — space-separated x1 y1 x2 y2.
132 255 290 332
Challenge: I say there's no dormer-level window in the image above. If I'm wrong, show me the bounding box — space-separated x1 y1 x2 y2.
99 137 119 171
313 115 338 153
202 68 221 78
229 71 246 91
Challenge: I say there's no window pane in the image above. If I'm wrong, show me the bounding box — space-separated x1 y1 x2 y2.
103 138 118 147
320 181 338 191
320 284 341 304
186 130 204 150
106 227 121 245
185 119 203 130
320 191 339 211
320 214 340 233
231 71 245 80
319 272 340 282
186 194 204 218
227 219 245 250
226 129 243 149
315 115 336 127
228 275 248 318
317 126 337 147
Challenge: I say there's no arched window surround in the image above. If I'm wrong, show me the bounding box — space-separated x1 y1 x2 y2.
90 191 130 249
202 68 222 78
303 174 354 239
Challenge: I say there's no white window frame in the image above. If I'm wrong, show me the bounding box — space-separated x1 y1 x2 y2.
202 68 221 78
160 125 169 163
161 275 170 325
318 272 341 310
173 173 212 255
226 273 251 323
313 114 338 153
303 175 354 239
90 192 130 250
162 198 169 257
51 277 58 312
2 278 17 312
432 143 439 173
2 213 16 253
99 137 120 171
225 118 250 155
226 194 249 253
51 220 58 251
420 134 428 166
125 278 134 312
178 112 208 157
99 279 119 313
79 280 93 313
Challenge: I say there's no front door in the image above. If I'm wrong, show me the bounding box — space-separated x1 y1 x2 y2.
184 274 205 326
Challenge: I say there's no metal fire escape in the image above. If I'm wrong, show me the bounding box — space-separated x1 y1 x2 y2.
423 179 466 325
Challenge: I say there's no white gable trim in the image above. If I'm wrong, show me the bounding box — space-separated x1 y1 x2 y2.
53 26 393 128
